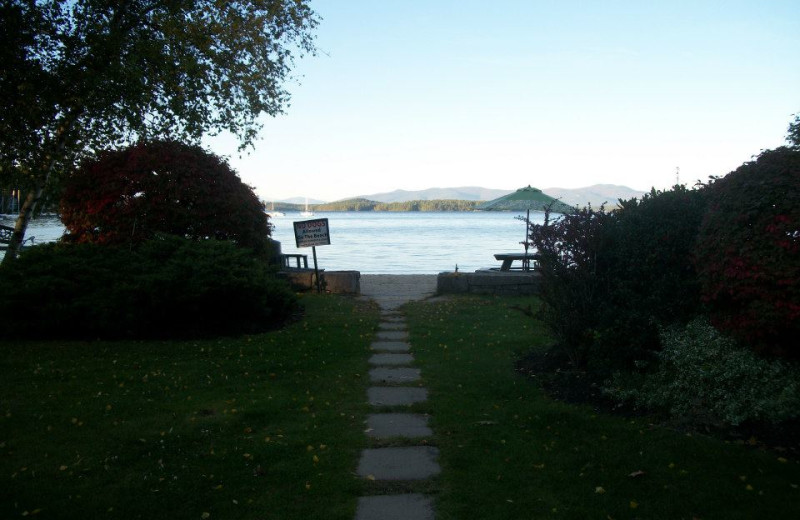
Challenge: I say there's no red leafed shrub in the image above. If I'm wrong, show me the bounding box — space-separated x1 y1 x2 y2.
694 147 800 358
60 141 270 253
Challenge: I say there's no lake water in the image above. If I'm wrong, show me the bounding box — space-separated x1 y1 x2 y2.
2 212 545 274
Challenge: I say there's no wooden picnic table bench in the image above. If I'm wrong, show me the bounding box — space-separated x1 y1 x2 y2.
0 224 35 251
493 252 541 271
280 253 309 269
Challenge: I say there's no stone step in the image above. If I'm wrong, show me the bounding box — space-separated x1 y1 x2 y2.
366 413 432 438
368 353 414 366
357 447 440 480
368 387 427 406
355 494 434 520
369 367 420 384
378 321 407 331
370 341 410 352
376 330 409 341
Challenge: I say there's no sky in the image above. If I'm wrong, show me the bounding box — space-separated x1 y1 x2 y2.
205 0 800 203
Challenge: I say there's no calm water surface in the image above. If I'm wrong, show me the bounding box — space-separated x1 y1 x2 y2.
272 211 544 274
2 212 545 274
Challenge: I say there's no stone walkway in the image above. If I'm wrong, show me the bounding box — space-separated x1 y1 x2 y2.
355 276 438 520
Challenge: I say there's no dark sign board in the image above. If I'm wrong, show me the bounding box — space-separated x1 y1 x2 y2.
293 218 331 248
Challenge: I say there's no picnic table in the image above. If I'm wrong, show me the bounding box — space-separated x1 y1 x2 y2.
493 252 541 271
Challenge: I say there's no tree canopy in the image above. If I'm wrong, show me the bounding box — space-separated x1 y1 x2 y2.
787 113 800 150
60 140 271 253
0 0 317 262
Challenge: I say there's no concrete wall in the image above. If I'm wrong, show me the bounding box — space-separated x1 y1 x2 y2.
279 270 361 294
437 271 540 296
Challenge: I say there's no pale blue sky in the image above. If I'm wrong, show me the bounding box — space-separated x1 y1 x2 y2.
206 0 800 202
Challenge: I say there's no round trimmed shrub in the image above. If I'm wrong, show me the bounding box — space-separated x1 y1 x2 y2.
694 147 800 358
60 140 271 254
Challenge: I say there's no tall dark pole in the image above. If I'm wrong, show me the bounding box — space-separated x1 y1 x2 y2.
312 246 321 293
523 208 530 271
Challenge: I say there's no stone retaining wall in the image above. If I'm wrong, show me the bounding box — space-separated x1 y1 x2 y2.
437 271 541 296
279 270 361 294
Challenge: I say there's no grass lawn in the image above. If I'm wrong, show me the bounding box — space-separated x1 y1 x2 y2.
1 294 379 520
404 295 800 520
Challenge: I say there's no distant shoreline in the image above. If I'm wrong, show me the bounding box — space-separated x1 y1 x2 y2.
271 198 481 212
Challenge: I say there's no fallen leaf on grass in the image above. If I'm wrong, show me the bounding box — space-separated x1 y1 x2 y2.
595 486 606 494
628 470 646 478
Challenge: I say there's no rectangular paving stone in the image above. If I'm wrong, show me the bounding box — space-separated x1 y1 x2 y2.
378 321 408 331
369 353 414 366
355 494 434 520
376 330 409 341
368 387 427 406
369 367 420 384
370 341 410 352
357 447 440 480
367 413 432 438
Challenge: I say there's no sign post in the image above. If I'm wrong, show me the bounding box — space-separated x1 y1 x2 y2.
293 218 331 293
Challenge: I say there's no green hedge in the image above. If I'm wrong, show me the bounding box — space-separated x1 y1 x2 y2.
0 236 298 339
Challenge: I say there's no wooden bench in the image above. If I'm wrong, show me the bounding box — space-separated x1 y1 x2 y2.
280 253 309 269
0 224 35 251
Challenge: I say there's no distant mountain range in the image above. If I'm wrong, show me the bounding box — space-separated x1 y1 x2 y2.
351 186 514 203
276 184 646 208
540 184 648 208
276 196 327 205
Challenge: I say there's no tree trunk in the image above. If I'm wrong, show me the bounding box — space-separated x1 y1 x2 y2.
1 178 46 265
2 108 81 265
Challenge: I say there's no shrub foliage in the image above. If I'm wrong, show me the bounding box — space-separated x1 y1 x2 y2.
527 124 800 429
528 205 610 367
605 319 800 426
60 141 271 253
529 185 707 372
0 237 298 339
695 147 800 358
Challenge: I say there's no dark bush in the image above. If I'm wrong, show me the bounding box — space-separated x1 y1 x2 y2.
694 147 800 358
528 205 611 367
529 185 709 374
593 186 708 370
60 140 272 254
0 237 298 339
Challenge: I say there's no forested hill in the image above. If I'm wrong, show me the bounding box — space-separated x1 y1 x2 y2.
311 198 479 212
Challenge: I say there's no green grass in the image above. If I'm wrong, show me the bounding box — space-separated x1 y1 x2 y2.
4 291 799 519
1 294 379 520
404 295 800 520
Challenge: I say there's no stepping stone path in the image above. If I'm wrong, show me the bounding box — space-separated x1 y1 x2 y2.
356 275 439 520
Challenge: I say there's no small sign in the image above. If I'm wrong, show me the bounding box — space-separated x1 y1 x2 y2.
293 218 331 248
